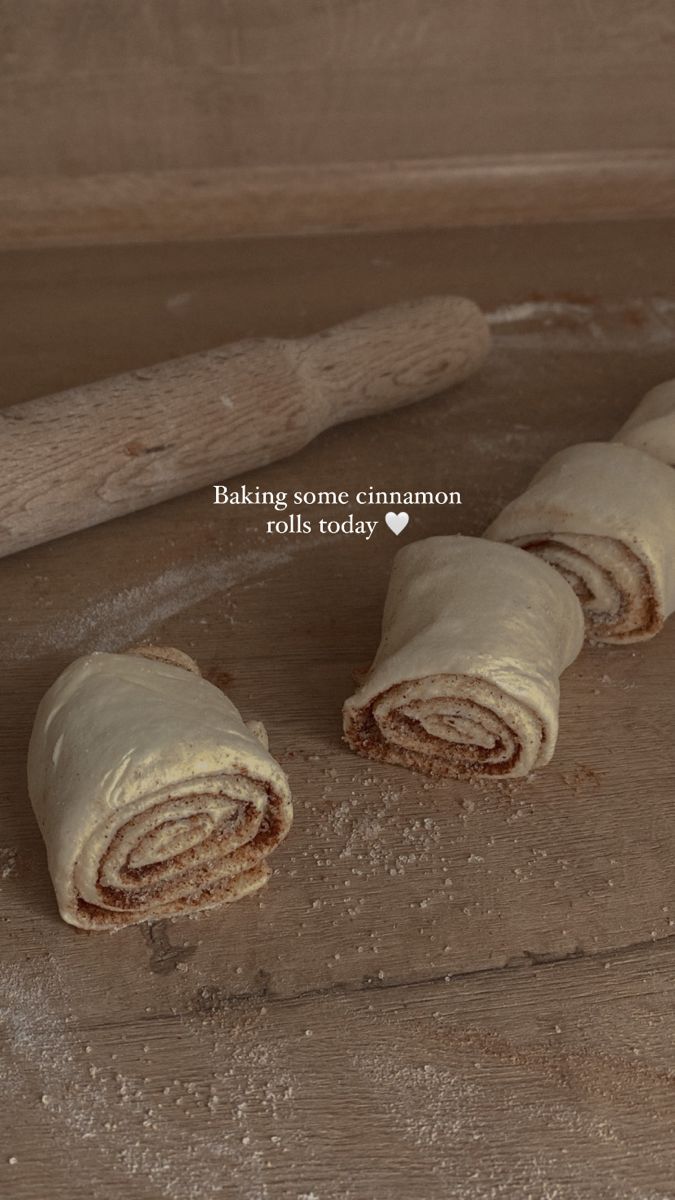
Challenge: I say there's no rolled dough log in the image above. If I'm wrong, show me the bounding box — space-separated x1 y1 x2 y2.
614 378 675 466
485 442 675 643
27 647 292 929
343 536 583 779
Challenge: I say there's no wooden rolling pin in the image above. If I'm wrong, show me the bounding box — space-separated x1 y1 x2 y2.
0 294 490 558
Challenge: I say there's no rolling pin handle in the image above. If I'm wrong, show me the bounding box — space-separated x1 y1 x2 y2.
293 294 490 424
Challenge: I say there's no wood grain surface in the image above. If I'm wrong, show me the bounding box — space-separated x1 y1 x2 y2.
5 1 675 175
1 220 675 1199
3 0 675 246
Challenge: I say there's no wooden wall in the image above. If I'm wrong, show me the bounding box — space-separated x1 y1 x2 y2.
2 0 675 245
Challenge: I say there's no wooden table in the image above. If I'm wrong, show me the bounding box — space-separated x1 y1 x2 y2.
2 220 675 1200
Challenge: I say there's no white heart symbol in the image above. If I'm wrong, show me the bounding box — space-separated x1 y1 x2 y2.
385 511 409 536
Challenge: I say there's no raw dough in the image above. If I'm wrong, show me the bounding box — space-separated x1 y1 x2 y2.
27 647 292 929
343 536 583 779
614 378 675 466
485 441 675 643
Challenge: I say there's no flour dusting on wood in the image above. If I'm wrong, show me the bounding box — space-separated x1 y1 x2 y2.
6 540 319 661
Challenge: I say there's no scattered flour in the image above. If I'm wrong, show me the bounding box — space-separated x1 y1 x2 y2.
487 297 675 350
7 540 319 661
0 847 17 879
0 955 307 1200
488 300 593 325
355 1032 653 1200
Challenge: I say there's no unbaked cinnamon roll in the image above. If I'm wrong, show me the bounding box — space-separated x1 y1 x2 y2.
27 647 292 929
485 442 675 643
343 537 584 779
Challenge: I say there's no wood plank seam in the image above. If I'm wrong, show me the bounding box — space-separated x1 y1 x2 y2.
72 930 675 1020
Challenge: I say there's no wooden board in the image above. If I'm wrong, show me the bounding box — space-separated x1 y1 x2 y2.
5 1 675 174
3 1 675 246
4 151 675 250
1 219 675 1199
